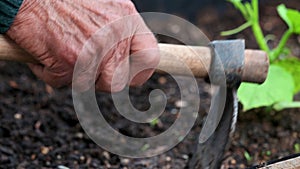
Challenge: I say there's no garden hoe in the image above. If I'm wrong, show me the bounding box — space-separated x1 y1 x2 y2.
0 35 269 169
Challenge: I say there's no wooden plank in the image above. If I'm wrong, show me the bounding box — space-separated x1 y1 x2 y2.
260 156 300 169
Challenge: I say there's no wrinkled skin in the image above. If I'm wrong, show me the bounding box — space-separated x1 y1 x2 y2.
6 0 159 92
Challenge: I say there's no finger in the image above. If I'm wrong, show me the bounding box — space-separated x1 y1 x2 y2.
95 40 131 92
129 32 160 86
28 63 72 88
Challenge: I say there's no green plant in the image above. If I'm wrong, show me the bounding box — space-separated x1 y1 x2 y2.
221 0 300 111
244 151 252 162
294 143 300 153
262 150 272 156
149 118 159 127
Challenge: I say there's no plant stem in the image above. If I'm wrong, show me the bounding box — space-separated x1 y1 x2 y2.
271 29 293 62
231 0 248 19
273 101 300 111
251 22 271 54
221 21 252 36
252 0 259 18
250 0 271 55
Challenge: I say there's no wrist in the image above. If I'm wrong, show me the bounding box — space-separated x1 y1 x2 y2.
6 0 57 43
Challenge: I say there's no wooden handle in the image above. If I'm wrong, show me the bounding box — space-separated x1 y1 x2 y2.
0 35 269 84
0 35 36 63
158 43 269 84
157 43 211 78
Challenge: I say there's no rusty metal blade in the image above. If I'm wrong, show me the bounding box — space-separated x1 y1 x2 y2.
189 87 238 169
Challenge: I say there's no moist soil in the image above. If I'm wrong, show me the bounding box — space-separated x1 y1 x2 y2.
1 1 300 169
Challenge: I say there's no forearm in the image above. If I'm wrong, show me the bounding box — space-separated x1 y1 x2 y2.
0 0 24 33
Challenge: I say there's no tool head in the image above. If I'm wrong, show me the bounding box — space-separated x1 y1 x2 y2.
209 39 268 86
195 40 258 168
199 39 246 144
209 39 244 87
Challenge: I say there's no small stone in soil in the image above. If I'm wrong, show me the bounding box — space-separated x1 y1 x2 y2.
34 121 42 129
239 164 246 168
158 77 167 84
41 146 50 155
57 155 62 160
14 113 22 120
75 132 84 139
46 161 51 166
182 154 189 160
58 165 70 169
80 155 85 161
166 156 172 162
121 158 130 165
102 151 110 159
31 154 36 160
292 132 298 138
45 85 54 95
9 81 18 88
175 100 188 108
230 159 237 165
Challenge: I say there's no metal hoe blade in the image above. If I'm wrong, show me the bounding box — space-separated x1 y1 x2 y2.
189 40 244 169
189 86 239 169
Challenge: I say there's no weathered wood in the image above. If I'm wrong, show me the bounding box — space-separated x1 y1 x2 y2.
259 156 300 169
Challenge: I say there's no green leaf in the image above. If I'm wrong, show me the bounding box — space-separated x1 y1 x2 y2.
277 4 300 34
238 65 294 111
274 57 300 93
278 5 292 28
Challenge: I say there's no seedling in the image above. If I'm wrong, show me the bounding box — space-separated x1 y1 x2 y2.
244 151 252 162
294 143 300 153
266 150 271 156
262 150 272 156
149 118 159 127
222 0 300 111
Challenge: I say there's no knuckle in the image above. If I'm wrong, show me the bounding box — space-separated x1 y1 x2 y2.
111 85 126 93
120 0 137 14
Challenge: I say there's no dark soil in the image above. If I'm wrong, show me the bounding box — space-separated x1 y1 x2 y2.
1 1 300 169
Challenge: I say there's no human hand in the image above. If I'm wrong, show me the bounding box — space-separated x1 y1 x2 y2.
6 0 159 92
